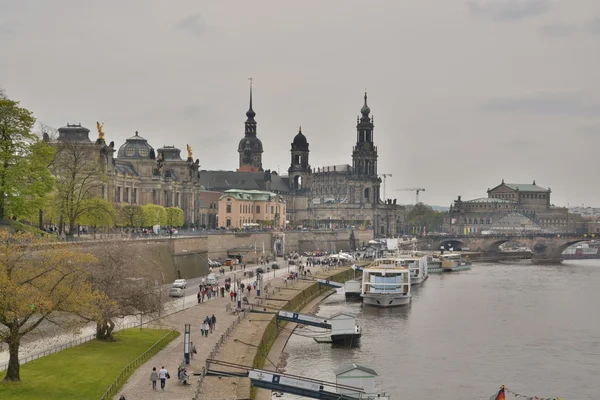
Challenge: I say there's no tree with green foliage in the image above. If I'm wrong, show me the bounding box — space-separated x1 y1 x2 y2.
0 95 55 221
164 207 184 227
405 203 445 233
0 230 100 381
118 204 144 227
142 204 166 227
51 137 107 235
78 197 115 229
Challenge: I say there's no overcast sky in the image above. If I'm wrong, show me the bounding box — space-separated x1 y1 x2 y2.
2 0 599 207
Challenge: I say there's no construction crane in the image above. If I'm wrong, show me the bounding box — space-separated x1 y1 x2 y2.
378 174 392 201
394 188 426 204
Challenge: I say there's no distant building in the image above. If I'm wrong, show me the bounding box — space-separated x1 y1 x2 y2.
217 189 286 229
53 89 405 236
444 180 573 233
50 124 203 227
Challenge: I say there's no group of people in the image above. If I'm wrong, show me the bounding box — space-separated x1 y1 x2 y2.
201 314 217 336
149 366 170 391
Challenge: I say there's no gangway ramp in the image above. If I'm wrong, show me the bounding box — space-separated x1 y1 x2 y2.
317 279 344 288
249 368 365 400
277 310 331 329
201 359 387 400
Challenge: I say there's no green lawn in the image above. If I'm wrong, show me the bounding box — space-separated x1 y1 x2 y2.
0 328 180 400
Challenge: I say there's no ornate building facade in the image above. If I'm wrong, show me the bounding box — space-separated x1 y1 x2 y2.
53 89 404 235
443 180 572 233
53 123 204 226
288 93 404 237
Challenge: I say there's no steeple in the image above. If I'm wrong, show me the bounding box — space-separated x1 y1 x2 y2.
246 78 256 122
244 78 257 136
238 78 263 172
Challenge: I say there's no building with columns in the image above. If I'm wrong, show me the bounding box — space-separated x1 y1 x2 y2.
52 88 404 236
443 180 572 233
52 123 204 226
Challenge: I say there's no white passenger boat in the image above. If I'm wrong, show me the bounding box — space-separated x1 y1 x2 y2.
361 258 411 307
399 255 429 285
440 253 472 272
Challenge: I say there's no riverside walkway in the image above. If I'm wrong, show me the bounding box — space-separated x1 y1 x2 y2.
114 263 305 400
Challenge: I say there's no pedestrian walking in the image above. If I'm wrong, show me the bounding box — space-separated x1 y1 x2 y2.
211 314 217 331
159 366 169 390
150 367 158 391
191 342 197 359
200 323 205 337
197 291 201 304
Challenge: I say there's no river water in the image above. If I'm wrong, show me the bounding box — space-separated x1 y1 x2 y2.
280 260 600 400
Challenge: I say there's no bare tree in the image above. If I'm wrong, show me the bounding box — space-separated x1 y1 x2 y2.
50 138 107 235
79 242 166 340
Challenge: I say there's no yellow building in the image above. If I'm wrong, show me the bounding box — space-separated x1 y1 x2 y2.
218 189 287 229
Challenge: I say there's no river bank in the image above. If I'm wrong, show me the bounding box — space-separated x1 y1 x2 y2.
198 265 356 399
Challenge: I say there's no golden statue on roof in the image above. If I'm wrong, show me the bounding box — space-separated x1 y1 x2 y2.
187 144 193 158
96 122 105 140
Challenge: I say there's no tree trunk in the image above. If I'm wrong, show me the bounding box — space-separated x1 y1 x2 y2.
0 191 5 221
38 208 43 230
3 334 21 381
96 320 116 341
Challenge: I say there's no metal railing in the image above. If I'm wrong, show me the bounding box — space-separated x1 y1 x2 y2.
192 309 248 400
99 328 178 400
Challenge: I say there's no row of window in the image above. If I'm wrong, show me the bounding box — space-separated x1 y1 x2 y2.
225 203 282 215
491 193 547 199
466 203 515 209
115 187 138 204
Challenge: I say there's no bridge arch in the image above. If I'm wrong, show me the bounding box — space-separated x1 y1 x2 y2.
439 239 466 251
556 239 596 256
485 239 511 252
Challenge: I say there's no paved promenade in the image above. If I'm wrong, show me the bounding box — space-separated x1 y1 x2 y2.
114 295 236 399
198 265 350 399
114 262 301 399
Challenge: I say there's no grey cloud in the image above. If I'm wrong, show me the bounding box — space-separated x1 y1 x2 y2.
540 23 575 37
579 126 600 137
0 21 18 35
585 17 600 34
500 139 535 148
176 13 206 36
485 92 599 115
467 0 552 21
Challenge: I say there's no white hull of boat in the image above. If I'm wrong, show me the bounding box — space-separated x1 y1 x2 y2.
362 294 411 307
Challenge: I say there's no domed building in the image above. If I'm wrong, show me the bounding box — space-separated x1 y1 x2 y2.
117 131 154 159
52 124 205 227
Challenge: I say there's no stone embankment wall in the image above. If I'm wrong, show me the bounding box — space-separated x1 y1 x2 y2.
55 230 372 283
196 266 356 399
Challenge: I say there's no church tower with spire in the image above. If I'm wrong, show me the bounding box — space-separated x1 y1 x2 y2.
237 79 264 172
352 92 380 204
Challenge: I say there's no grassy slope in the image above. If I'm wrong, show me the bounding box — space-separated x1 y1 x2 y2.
0 328 179 400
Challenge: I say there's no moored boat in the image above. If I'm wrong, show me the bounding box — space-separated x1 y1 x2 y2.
361 258 411 307
399 255 429 285
440 253 472 272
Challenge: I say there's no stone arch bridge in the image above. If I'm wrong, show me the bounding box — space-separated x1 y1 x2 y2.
417 233 598 263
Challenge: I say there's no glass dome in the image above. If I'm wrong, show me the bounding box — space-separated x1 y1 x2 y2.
117 131 154 159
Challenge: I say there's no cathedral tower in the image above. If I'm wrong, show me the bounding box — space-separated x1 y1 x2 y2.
237 79 264 172
352 92 381 204
288 126 310 191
